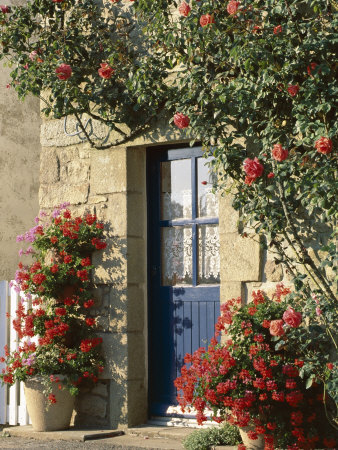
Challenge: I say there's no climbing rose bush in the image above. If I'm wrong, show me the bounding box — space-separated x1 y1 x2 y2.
175 288 337 448
0 204 106 401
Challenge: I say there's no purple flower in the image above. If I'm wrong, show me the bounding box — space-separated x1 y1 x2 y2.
19 249 24 256
16 234 24 242
22 353 36 366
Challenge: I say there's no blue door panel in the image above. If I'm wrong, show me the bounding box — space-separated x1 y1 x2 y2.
148 146 220 417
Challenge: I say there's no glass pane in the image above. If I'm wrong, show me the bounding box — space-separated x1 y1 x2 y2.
161 226 192 286
161 160 192 220
198 225 220 284
197 157 218 218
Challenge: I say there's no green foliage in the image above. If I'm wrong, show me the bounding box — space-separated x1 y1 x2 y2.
183 424 241 450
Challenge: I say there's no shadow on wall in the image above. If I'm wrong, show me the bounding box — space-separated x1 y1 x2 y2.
73 224 129 428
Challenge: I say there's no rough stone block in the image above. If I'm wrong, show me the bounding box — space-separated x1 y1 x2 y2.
92 237 127 284
127 237 146 284
127 380 148 427
127 148 146 193
90 148 127 195
220 282 243 304
99 332 128 381
128 332 146 381
60 159 89 184
40 148 59 184
127 285 145 332
264 260 283 282
100 193 127 237
88 195 108 204
109 378 128 429
127 193 145 238
39 183 89 207
109 286 127 333
91 382 108 398
219 194 240 234
76 394 107 418
220 233 261 282
58 146 79 165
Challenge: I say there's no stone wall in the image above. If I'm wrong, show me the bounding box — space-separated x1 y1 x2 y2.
0 61 40 281
38 112 329 428
38 113 187 428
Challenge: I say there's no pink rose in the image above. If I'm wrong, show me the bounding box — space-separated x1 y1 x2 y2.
287 85 299 97
269 319 285 336
173 112 190 129
55 63 72 80
98 63 114 79
200 14 215 27
273 25 282 34
314 137 332 155
0 4 10 13
178 1 191 17
283 307 302 328
272 144 288 162
243 157 264 185
29 50 38 61
227 1 240 15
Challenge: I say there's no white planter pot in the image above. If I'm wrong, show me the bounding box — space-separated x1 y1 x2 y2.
24 375 75 431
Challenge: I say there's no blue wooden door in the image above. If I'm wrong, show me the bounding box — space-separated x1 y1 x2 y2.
148 146 220 416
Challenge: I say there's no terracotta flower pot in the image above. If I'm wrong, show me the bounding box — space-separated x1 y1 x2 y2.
239 425 264 450
24 376 75 431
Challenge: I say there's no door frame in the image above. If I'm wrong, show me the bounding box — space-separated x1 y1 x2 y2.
146 144 220 417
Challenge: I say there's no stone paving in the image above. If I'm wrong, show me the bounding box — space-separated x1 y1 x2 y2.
0 425 237 450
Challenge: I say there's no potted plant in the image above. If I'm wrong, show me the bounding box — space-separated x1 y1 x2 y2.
174 286 337 449
0 203 106 431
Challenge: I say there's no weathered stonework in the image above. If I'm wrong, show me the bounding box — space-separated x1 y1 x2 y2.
37 108 331 430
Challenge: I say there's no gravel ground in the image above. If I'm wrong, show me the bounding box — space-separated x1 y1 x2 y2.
0 434 184 450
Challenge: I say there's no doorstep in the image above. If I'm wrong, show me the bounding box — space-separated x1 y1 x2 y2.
2 425 124 442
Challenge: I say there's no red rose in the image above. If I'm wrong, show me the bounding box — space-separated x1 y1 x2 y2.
178 1 191 17
272 144 288 162
287 84 299 97
307 62 318 76
243 157 264 184
314 136 332 155
84 299 95 308
283 307 302 327
327 363 334 370
64 255 72 264
86 317 96 326
55 63 72 80
32 273 46 285
273 25 282 34
269 319 285 336
55 307 67 316
200 14 215 27
173 112 190 129
81 257 91 267
85 214 97 225
50 264 59 273
0 5 10 13
227 1 240 15
98 62 114 79
267 172 275 178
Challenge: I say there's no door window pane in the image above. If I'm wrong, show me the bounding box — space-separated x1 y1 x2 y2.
197 157 218 218
161 226 192 286
198 225 220 284
161 160 192 220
